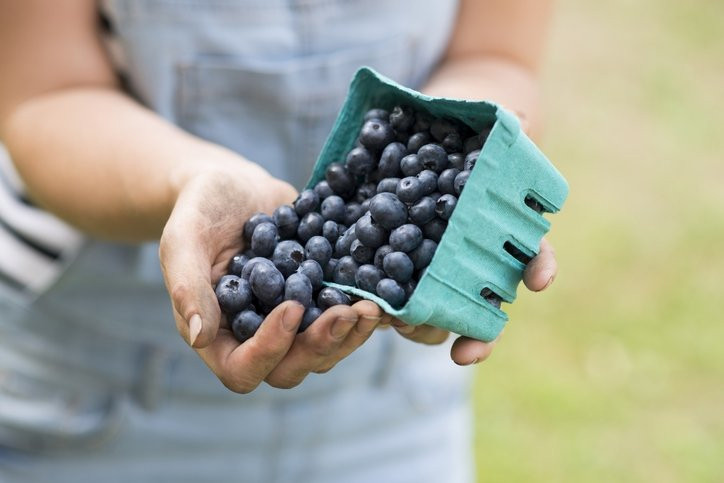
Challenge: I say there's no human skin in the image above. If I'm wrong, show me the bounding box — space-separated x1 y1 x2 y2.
0 0 556 393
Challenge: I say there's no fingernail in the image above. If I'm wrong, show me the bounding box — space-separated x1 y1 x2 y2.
282 303 304 332
542 273 556 290
189 314 202 347
464 358 479 366
394 323 415 335
331 317 357 339
358 315 382 333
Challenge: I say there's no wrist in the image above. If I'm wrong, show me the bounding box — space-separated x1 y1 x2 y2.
423 56 541 137
167 141 272 210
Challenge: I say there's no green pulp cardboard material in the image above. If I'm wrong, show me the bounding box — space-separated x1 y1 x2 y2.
306 67 569 342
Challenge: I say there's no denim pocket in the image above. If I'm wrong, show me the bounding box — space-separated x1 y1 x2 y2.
0 293 129 453
174 36 414 189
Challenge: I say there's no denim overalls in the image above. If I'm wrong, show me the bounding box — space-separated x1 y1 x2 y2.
0 1 476 481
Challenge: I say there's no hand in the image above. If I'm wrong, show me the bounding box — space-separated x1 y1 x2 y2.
389 238 558 365
159 160 384 393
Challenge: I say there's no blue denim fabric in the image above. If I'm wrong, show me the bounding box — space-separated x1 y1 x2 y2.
0 1 476 482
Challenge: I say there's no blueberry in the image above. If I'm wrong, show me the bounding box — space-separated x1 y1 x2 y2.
344 202 366 226
321 195 346 223
227 253 249 277
407 131 431 153
284 272 313 307
317 287 352 310
396 176 423 204
400 154 423 177
376 278 406 309
299 306 322 333
355 264 384 294
297 212 324 243
448 153 465 171
355 182 378 203
273 204 299 239
525 197 546 214
305 236 333 267
374 244 394 270
376 177 400 194
378 142 407 178
293 189 320 216
463 134 483 154
350 239 375 264
430 118 458 142
355 212 389 248
297 259 324 293
402 279 417 299
370 192 409 229
422 218 447 243
382 251 414 283
482 288 502 309
231 310 264 343
314 180 335 200
417 144 448 172
395 130 410 145
258 295 284 316
416 267 428 281
249 262 285 305
417 170 438 196
240 256 275 281
334 225 357 258
477 126 492 147
389 224 423 253
322 220 342 244
413 111 433 132
271 240 305 278
437 168 460 195
215 275 253 314
360 198 371 212
454 170 471 195
442 132 463 153
243 212 273 244
359 119 395 152
389 105 415 132
325 163 356 199
464 149 480 171
333 255 359 287
364 108 389 122
435 194 458 221
324 258 339 281
408 196 437 225
251 222 278 257
409 239 438 270
346 146 375 177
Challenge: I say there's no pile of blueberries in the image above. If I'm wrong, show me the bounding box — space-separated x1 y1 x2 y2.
215 105 491 343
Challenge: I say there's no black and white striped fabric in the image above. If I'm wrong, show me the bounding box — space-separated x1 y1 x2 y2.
0 144 84 298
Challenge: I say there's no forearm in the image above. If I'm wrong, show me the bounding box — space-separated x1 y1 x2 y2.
1 87 255 241
423 57 541 137
422 0 553 138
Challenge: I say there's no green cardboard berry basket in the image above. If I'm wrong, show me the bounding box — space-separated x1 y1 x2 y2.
306 67 568 342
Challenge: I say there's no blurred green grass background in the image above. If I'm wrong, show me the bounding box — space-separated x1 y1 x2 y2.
471 1 724 481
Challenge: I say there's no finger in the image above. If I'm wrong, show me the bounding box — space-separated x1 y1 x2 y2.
450 335 498 365
314 300 383 373
264 303 360 388
271 179 299 207
390 319 449 345
160 216 221 349
197 301 304 393
523 238 557 292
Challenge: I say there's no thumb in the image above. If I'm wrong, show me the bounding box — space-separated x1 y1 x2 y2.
160 222 221 349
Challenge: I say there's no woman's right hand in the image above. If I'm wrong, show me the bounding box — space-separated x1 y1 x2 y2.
159 155 385 393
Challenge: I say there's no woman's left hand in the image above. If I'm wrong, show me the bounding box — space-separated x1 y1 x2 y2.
388 238 557 365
